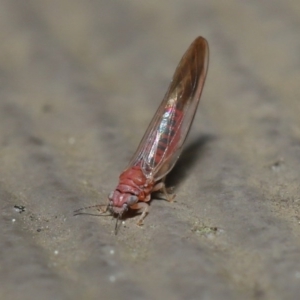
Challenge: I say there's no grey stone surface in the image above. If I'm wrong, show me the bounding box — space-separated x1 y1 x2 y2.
1 0 300 299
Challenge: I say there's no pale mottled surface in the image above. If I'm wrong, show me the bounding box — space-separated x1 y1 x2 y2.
1 1 300 299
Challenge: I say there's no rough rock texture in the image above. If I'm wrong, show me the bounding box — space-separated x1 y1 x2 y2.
1 1 300 299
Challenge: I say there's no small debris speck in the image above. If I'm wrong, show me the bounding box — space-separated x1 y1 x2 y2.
191 221 219 237
12 219 16 223
110 249 115 255
54 250 59 255
14 205 26 213
109 275 116 283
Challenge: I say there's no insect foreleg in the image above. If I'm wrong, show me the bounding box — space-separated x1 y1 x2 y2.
130 202 150 226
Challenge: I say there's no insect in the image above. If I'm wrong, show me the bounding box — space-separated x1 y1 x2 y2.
75 36 209 233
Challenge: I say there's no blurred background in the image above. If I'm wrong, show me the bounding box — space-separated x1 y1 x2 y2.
1 1 300 299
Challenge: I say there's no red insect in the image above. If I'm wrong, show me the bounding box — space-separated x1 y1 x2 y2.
75 37 209 233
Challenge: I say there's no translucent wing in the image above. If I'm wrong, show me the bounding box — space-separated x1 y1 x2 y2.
128 37 209 181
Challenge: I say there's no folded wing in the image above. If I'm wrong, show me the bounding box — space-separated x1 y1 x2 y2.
128 37 209 181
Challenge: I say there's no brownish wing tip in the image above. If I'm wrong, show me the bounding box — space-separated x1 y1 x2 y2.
193 36 209 53
194 36 208 45
192 37 209 57
190 37 209 76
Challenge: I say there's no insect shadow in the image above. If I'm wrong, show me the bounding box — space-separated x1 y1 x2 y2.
165 133 215 190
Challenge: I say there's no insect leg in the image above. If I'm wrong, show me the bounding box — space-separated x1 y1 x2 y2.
130 202 150 226
98 199 110 213
152 181 176 202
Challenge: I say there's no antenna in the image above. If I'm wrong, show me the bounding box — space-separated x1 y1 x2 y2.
73 204 109 216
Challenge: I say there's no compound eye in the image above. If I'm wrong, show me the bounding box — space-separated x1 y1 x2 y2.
127 195 138 206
